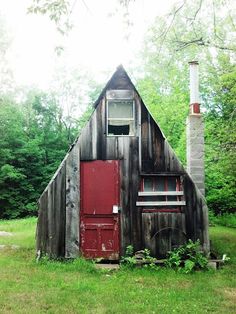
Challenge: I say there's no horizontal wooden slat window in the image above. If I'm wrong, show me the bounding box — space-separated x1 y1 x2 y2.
136 176 185 212
138 191 184 196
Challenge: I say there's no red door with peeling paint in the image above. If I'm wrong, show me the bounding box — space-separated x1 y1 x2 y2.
80 160 120 260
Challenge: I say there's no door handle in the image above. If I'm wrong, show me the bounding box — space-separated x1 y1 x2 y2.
112 205 119 214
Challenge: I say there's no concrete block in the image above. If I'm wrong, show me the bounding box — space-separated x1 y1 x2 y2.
187 125 204 134
208 261 217 270
188 159 204 168
186 114 205 195
195 182 205 190
190 150 204 160
189 166 204 173
191 174 205 182
186 116 204 129
187 137 204 145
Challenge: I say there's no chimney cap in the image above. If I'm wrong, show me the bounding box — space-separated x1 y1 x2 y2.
189 61 199 65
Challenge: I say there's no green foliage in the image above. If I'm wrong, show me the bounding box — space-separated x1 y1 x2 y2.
121 255 137 268
137 75 188 162
0 90 95 219
136 0 236 213
28 0 73 35
166 240 209 273
124 244 134 257
120 245 137 267
0 61 101 219
121 246 158 269
209 212 236 228
141 248 157 268
210 225 236 265
2 0 236 219
216 214 236 228
205 66 236 213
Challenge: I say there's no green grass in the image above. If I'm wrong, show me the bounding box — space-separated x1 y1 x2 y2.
0 218 236 313
209 212 236 228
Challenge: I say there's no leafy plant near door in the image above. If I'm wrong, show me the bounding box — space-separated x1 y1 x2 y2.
121 241 209 273
165 240 209 273
120 245 137 268
121 245 158 269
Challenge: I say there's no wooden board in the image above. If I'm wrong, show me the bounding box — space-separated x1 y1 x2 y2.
142 212 186 257
65 141 80 258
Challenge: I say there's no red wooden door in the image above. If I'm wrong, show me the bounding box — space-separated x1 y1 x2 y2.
80 160 120 260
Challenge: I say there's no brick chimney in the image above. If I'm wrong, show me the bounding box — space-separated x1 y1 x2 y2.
186 61 205 196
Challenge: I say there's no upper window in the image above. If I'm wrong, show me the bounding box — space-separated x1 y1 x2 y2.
106 90 135 136
107 100 134 135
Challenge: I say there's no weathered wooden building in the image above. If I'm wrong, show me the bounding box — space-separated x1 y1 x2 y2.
36 65 209 260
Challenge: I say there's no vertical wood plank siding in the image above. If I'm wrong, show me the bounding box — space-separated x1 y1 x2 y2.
37 67 209 258
142 213 186 257
36 163 66 258
36 190 48 254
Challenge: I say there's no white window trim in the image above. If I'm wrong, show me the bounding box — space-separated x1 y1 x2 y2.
106 99 135 137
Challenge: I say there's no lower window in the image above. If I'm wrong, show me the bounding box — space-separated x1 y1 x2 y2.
136 176 185 212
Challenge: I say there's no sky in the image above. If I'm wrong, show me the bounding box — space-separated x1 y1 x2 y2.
0 0 175 89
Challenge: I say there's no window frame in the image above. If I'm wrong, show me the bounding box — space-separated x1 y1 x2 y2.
106 95 135 137
137 176 185 213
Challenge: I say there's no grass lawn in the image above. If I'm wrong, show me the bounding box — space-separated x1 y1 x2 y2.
0 218 236 314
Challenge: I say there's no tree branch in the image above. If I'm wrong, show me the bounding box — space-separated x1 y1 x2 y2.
191 0 203 23
175 37 236 51
156 1 186 57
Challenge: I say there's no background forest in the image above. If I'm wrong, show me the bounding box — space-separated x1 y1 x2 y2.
0 0 235 219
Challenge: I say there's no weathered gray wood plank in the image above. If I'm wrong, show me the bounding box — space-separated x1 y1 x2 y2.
136 201 186 206
54 164 66 257
36 191 48 254
47 183 54 257
138 191 184 196
65 141 80 258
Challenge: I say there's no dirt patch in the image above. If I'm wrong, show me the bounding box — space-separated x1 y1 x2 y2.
0 245 20 250
224 288 236 301
95 263 119 270
221 288 236 312
0 231 13 237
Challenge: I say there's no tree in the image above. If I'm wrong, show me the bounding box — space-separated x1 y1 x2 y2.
49 65 102 140
0 97 33 218
155 0 236 52
0 68 100 219
0 91 77 218
205 65 236 213
28 0 136 41
28 0 74 35
135 0 236 212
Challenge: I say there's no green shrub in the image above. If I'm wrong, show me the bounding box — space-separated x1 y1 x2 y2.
121 246 158 269
166 240 209 273
209 212 236 228
120 245 137 268
217 213 236 228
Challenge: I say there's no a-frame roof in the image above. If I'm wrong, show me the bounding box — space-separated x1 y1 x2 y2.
40 65 205 199
92 65 167 140
94 65 139 107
